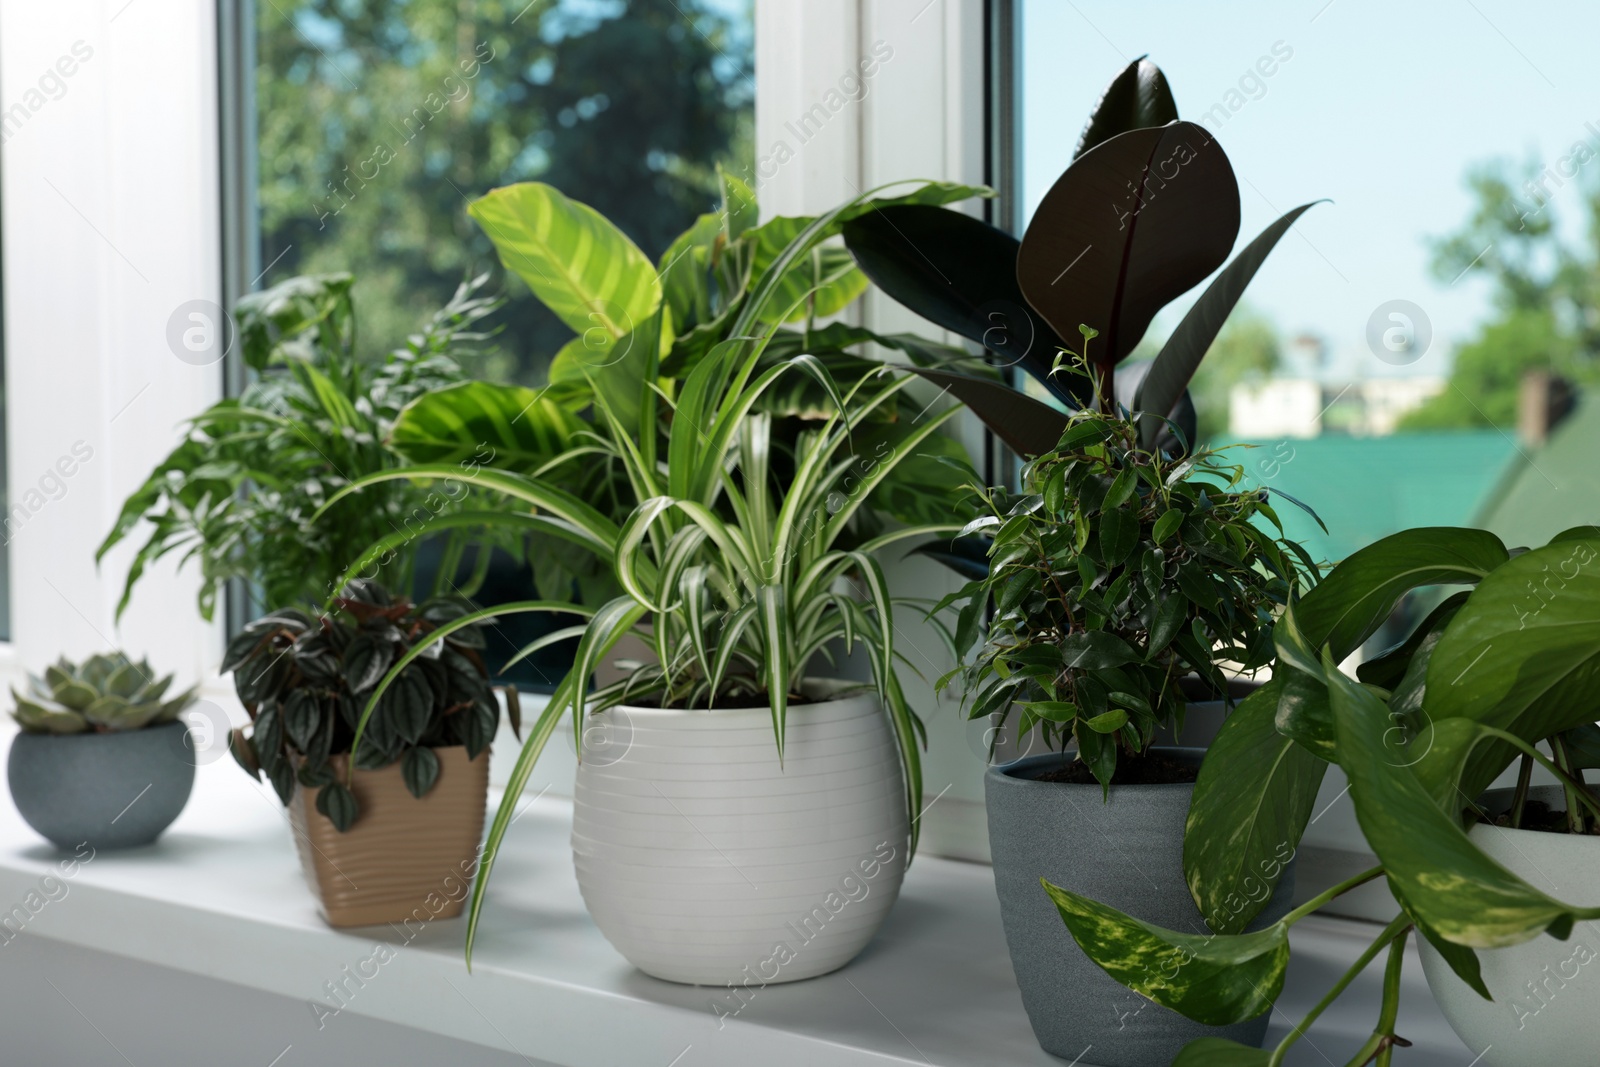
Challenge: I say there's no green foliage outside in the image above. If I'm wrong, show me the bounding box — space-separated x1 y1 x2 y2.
1405 159 1600 429
256 0 753 382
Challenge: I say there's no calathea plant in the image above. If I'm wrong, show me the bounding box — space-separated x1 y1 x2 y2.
1043 526 1600 1065
935 353 1320 789
843 57 1320 457
11 653 197 734
226 579 512 832
365 172 991 611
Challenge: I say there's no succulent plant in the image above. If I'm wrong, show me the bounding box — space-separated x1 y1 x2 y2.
11 653 198 735
225 579 514 832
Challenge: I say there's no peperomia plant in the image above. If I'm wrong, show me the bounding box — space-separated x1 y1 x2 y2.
934 354 1321 789
1043 526 1600 1065
226 579 513 832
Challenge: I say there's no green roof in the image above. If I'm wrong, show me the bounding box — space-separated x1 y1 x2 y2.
1217 432 1519 567
1475 398 1600 548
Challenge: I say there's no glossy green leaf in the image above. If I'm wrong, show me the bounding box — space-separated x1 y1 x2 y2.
316 781 358 832
1060 632 1139 669
1184 679 1326 933
1421 538 1600 800
1042 879 1288 1026
1292 527 1508 662
1099 508 1138 567
401 745 441 799
467 182 662 351
1153 508 1183 544
1325 648 1600 948
1085 709 1129 733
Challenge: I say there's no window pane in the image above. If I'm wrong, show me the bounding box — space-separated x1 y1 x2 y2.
252 0 753 383
1015 1 1599 575
234 0 753 686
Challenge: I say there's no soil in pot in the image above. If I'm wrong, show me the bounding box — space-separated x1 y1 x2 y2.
289 745 488 928
8 722 195 850
986 747 1294 1067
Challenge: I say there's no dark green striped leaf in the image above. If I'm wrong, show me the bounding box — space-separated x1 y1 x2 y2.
401 746 442 799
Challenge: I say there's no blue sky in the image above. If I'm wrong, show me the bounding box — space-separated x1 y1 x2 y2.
1021 0 1600 382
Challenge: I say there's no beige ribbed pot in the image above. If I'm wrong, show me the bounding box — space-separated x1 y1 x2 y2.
288 745 489 928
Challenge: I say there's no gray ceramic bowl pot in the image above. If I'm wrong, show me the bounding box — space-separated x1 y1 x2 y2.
9 721 195 850
987 747 1294 1067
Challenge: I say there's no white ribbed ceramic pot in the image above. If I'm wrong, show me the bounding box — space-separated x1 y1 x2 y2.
1419 787 1600 1066
571 681 909 986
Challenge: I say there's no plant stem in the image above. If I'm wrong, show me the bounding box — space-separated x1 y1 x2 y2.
1266 913 1410 1067
1510 751 1533 828
1281 865 1386 926
1550 734 1588 835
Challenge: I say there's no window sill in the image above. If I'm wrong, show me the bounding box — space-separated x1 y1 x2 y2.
0 737 1472 1065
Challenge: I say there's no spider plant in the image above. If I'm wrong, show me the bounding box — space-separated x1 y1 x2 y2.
313 183 976 964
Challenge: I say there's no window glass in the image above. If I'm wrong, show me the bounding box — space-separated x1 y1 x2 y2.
1016 0 1600 575
252 0 753 382
234 0 753 686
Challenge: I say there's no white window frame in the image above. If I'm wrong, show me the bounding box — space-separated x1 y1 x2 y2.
0 0 1050 864
0 1 228 706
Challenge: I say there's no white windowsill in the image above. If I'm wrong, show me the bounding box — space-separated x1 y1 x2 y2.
0 732 1478 1067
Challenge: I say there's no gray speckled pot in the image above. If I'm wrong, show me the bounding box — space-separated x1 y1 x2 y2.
8 722 195 850
987 748 1294 1067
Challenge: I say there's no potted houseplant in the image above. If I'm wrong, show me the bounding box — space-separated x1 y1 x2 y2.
935 353 1318 1065
97 271 545 645
842 57 1320 462
8 653 198 849
320 181 983 979
225 579 512 928
1040 526 1600 1066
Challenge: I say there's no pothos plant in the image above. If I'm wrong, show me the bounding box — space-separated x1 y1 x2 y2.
226 579 513 831
1043 526 1600 1066
314 181 987 964
935 351 1321 789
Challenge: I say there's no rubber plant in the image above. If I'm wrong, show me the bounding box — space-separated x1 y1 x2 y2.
1038 526 1600 1065
316 180 985 964
842 56 1321 458
933 354 1320 788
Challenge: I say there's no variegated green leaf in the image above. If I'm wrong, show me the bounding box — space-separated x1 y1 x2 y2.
1042 879 1289 1026
467 182 662 352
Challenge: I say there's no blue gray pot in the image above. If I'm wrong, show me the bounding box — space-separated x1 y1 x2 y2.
8 722 195 850
986 748 1294 1067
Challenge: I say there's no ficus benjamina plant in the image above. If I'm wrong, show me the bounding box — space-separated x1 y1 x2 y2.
314 178 985 966
934 350 1322 791
1043 526 1600 1066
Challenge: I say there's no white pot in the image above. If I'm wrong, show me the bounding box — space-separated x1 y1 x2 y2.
571 680 909 986
1419 787 1600 1066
